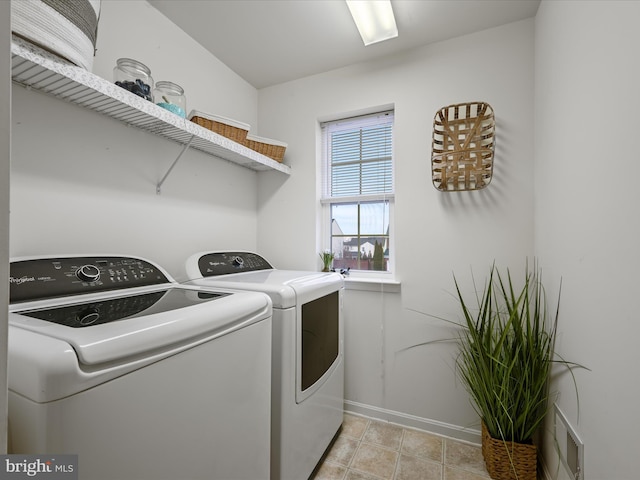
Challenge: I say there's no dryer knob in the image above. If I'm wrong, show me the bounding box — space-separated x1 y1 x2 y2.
233 256 244 267
76 264 101 283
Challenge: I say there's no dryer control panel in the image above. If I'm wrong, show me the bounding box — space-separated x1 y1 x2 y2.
9 256 170 303
198 252 273 277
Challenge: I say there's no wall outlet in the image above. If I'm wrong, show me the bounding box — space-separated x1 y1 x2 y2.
554 404 584 480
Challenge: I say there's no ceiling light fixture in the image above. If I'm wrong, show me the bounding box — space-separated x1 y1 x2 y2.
346 0 398 46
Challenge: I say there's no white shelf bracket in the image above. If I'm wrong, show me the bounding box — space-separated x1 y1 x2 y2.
156 135 195 194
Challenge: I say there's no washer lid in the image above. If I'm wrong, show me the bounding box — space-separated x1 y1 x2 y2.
10 286 271 366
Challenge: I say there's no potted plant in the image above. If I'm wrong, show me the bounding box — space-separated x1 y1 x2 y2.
319 250 335 272
450 263 581 480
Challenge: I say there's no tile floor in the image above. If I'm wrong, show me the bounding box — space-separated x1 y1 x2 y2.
311 414 491 480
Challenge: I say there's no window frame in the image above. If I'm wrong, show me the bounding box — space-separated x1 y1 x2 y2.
319 110 395 279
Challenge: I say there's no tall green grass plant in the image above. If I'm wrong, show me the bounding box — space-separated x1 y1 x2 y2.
455 263 575 444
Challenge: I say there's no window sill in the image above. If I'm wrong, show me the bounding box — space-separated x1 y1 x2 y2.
343 277 401 293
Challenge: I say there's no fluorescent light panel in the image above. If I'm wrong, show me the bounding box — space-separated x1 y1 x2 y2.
346 0 398 46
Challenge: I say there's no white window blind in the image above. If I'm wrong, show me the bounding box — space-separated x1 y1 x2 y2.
322 111 394 201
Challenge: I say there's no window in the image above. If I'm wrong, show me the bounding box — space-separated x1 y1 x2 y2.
321 110 394 273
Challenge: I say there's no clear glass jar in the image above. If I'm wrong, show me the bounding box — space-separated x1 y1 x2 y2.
153 81 187 118
113 58 153 101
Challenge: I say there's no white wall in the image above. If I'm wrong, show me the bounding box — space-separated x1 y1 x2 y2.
257 20 535 439
94 0 257 128
535 1 640 478
10 0 260 280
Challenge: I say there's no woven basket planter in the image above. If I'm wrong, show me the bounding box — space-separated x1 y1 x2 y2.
481 422 537 480
431 101 495 191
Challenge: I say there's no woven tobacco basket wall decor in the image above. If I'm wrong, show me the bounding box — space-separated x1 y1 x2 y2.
431 101 495 191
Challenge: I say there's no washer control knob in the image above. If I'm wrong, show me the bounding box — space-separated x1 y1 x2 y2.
232 256 244 267
76 264 101 283
77 308 100 326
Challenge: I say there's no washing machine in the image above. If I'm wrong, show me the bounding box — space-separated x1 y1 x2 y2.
8 254 273 480
184 251 344 480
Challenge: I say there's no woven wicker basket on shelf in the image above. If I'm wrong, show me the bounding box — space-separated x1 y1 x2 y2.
481 423 537 480
188 110 250 143
431 101 495 192
242 134 287 163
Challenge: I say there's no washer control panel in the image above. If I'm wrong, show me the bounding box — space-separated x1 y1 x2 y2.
198 252 273 277
10 256 170 303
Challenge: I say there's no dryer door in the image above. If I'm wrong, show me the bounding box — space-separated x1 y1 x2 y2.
297 289 342 403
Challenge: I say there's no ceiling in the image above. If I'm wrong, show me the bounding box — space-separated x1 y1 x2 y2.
148 0 540 89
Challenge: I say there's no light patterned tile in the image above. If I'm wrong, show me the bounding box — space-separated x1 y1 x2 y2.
343 414 370 440
444 439 488 477
345 469 386 480
401 428 443 463
350 443 399 480
362 420 403 450
326 434 360 467
316 417 494 480
444 465 492 480
395 454 442 480
312 461 347 480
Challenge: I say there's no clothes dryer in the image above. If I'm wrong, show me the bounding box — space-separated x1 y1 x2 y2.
184 251 344 480
8 254 272 480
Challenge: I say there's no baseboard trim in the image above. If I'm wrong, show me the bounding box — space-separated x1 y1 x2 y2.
343 400 482 445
